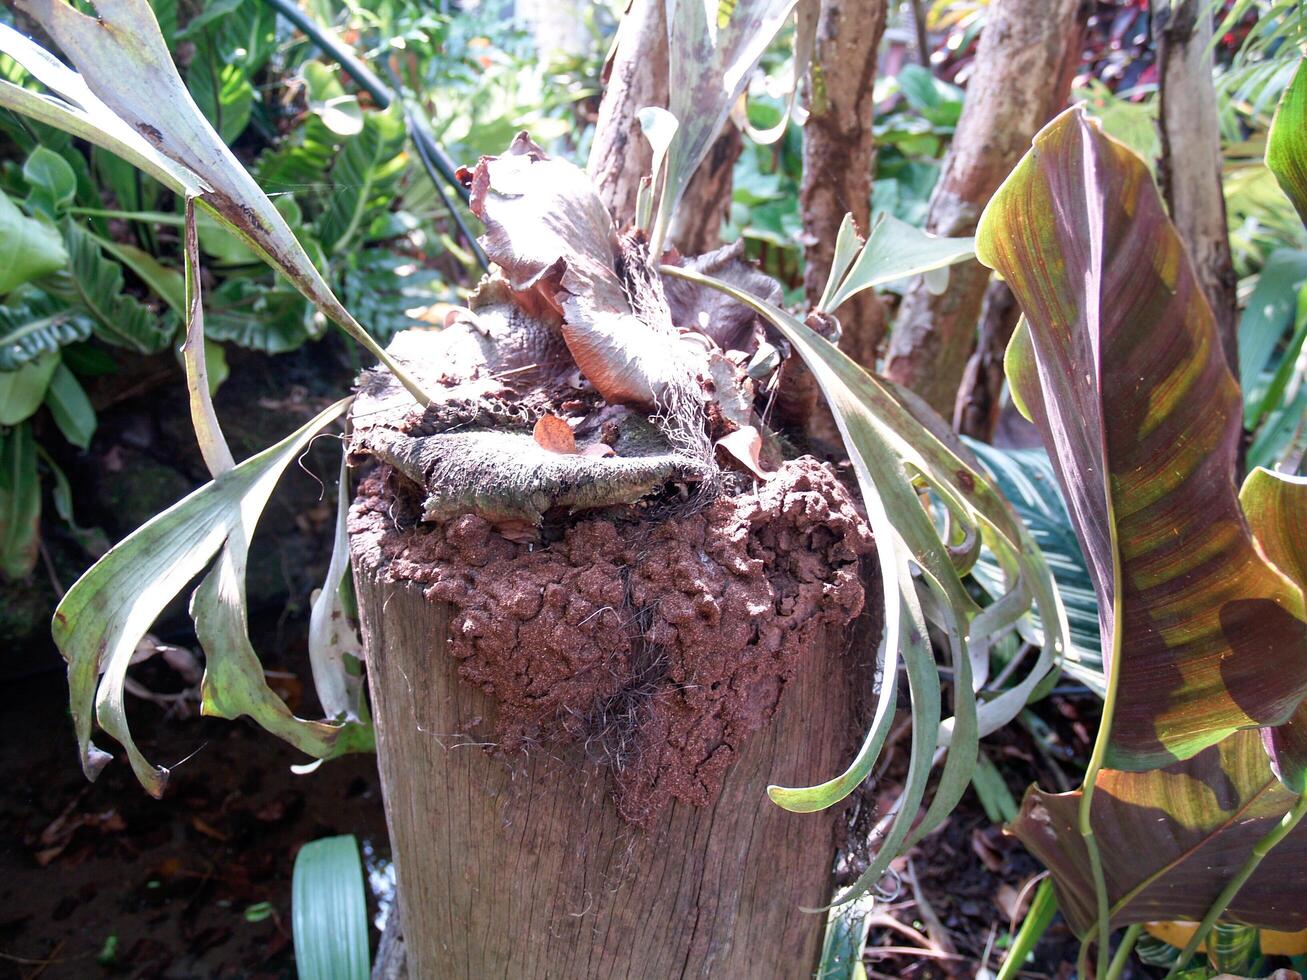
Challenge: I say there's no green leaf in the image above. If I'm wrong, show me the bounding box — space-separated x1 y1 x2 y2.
1267 56 1307 224
0 290 95 371
963 439 1103 696
0 349 60 425
47 221 172 354
0 188 67 294
303 61 362 137
662 263 1066 906
2 1 428 404
52 398 363 795
819 213 975 314
44 362 96 450
1012 730 1307 934
1248 381 1307 472
1236 248 1307 415
292 835 370 980
1247 282 1307 440
0 421 40 580
22 145 77 215
93 144 161 218
975 107 1307 772
651 0 798 255
94 235 185 315
38 444 109 557
204 338 228 395
174 0 244 40
971 749 1019 824
817 893 875 980
317 104 407 254
188 57 253 145
337 251 440 347
0 24 204 197
204 279 317 353
896 63 964 129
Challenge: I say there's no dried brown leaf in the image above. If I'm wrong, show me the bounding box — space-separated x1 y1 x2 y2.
533 414 578 454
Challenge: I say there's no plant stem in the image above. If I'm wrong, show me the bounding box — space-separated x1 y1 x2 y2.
1165 787 1307 977
1105 924 1142 980
1076 571 1125 978
996 878 1057 980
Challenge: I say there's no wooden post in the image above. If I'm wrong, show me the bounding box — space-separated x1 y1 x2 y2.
883 0 1088 415
350 504 877 978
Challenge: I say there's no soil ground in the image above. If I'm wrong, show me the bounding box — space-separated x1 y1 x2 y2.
0 633 391 980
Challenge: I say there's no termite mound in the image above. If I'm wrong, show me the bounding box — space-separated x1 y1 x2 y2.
347 135 875 825
349 445 872 825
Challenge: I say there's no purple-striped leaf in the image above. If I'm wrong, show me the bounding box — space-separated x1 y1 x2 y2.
976 107 1307 772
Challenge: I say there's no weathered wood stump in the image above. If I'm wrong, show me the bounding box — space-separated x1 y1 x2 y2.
351 537 875 978
344 137 881 978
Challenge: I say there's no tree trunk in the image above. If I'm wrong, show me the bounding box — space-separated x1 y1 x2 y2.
884 0 1087 416
587 0 669 230
671 125 744 255
587 0 740 248
800 0 889 369
951 277 1021 440
1157 0 1239 376
351 548 873 978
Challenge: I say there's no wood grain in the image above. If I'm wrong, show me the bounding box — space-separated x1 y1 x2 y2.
352 538 877 978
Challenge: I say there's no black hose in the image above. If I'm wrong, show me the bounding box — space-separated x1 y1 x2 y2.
260 0 489 270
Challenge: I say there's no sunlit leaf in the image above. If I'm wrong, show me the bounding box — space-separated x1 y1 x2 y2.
976 107 1307 772
3 1 429 404
819 213 975 314
318 104 406 254
816 213 863 312
650 0 798 254
1267 56 1307 224
1241 468 1307 792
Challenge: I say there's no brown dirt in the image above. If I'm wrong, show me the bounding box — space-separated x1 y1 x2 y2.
348 454 874 826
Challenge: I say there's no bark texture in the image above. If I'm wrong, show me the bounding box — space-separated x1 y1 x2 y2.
1158 0 1239 375
884 0 1087 416
800 0 889 369
672 125 744 254
587 0 668 230
952 277 1021 440
350 510 877 978
586 0 739 249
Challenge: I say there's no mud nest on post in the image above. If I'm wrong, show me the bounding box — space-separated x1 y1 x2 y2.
347 133 875 826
